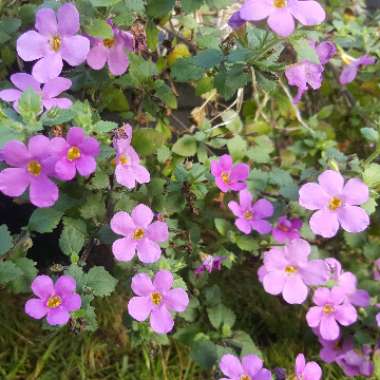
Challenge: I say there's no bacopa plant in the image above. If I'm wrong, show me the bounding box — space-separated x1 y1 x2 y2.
0 0 380 378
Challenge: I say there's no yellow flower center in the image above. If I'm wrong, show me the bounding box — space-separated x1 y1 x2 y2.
221 172 230 184
240 376 251 380
119 155 129 165
67 146 81 161
341 52 354 65
274 0 287 8
47 295 62 309
27 160 42 176
51 36 62 52
133 228 145 240
323 304 335 314
244 211 253 220
328 197 342 211
285 265 297 274
103 38 115 48
150 291 162 305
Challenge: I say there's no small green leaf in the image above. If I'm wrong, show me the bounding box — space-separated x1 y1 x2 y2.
364 163 380 188
172 135 197 157
207 304 236 329
0 261 23 284
85 266 118 297
29 208 63 233
94 120 118 133
0 225 13 256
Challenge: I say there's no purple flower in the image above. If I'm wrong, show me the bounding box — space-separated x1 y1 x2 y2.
228 11 246 29
128 270 189 334
272 216 302 243
195 255 225 275
336 344 373 377
239 0 325 38
87 23 134 76
374 258 380 281
0 73 72 113
339 54 376 85
319 336 352 364
294 353 322 380
299 170 370 238
325 258 370 307
261 239 328 304
218 353 272 380
25 275 81 326
110 204 169 263
306 287 357 341
285 41 335 103
113 123 133 145
51 127 100 181
228 189 274 234
0 135 59 207
16 3 90 83
210 154 249 193
113 139 150 189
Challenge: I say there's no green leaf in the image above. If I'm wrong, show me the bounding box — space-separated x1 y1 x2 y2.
214 218 231 236
154 81 178 109
0 225 13 256
18 88 41 120
182 0 204 12
207 304 236 329
364 163 380 188
361 127 379 142
85 18 113 39
171 58 205 82
193 49 223 69
247 136 274 164
89 0 122 7
215 65 250 100
59 218 87 257
235 235 258 252
190 340 218 370
227 135 247 161
85 266 118 297
94 120 118 133
9 258 37 293
146 0 175 17
28 208 63 233
132 128 165 156
293 38 320 64
172 135 197 157
0 261 23 284
222 110 243 134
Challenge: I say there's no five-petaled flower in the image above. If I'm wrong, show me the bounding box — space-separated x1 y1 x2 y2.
294 353 322 380
111 204 169 263
339 54 376 85
306 287 358 341
272 215 302 243
25 275 81 326
128 270 189 334
228 189 274 235
299 170 370 238
0 73 72 113
17 3 90 83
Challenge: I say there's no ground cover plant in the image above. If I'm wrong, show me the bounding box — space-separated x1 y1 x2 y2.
0 0 380 378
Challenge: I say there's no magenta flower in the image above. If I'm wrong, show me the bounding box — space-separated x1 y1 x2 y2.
87 23 134 76
113 139 150 189
25 275 81 326
285 41 335 103
306 287 357 341
51 127 100 181
336 344 373 377
0 136 59 207
294 353 322 380
325 258 370 307
299 170 370 238
261 239 328 304
218 354 272 380
272 216 302 243
211 154 249 193
110 204 169 263
0 73 72 112
339 54 376 85
195 255 225 275
228 11 246 29
128 270 189 334
239 0 325 38
228 189 273 234
113 123 133 145
16 3 90 83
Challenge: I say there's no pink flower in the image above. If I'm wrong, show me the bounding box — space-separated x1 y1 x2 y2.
336 344 373 377
110 204 169 263
294 353 322 380
272 216 302 243
113 139 150 189
51 127 100 181
325 258 370 307
128 270 189 334
299 170 370 238
339 54 376 85
228 189 273 234
0 135 59 207
239 0 325 38
195 255 225 275
0 73 72 113
218 353 272 380
260 239 328 304
306 287 357 341
87 21 134 76
16 3 90 83
25 275 81 326
211 154 249 193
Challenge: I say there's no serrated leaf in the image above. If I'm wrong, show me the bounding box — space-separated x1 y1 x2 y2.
28 208 63 233
146 0 175 17
85 266 117 297
9 258 37 293
207 304 236 329
172 135 197 157
0 261 23 284
94 120 118 133
0 225 13 256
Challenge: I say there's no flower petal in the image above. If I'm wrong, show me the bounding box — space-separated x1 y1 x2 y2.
132 204 153 227
29 175 58 208
310 209 340 238
250 220 272 234
80 137 100 156
115 166 136 189
137 239 161 263
337 205 369 234
320 316 340 341
43 97 72 110
76 155 97 177
131 273 154 297
239 189 253 209
306 306 322 328
263 271 286 296
318 170 344 196
236 218 252 234
25 298 48 319
302 259 329 286
239 0 273 21
17 31 48 61
62 294 81 312
108 45 129 76
67 127 84 145
342 178 369 206
42 77 72 99
55 275 76 295
285 239 310 266
60 35 90 66
57 3 80 36
153 270 174 292
242 355 263 377
165 288 189 312
334 304 357 326
299 183 329 210
295 354 306 375
32 54 63 83
313 287 331 306
283 275 308 304
128 296 152 321
87 44 108 70
0 168 29 197
110 211 135 236
31 275 54 299
219 354 244 378
2 140 30 166
55 158 76 181
11 73 41 92
147 221 168 242
228 200 243 218
133 164 150 185
35 7 58 36
339 64 358 85
252 199 274 218
303 362 322 380
46 307 70 326
289 0 326 26
150 306 174 334
112 237 136 262
0 89 21 102
267 9 295 38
